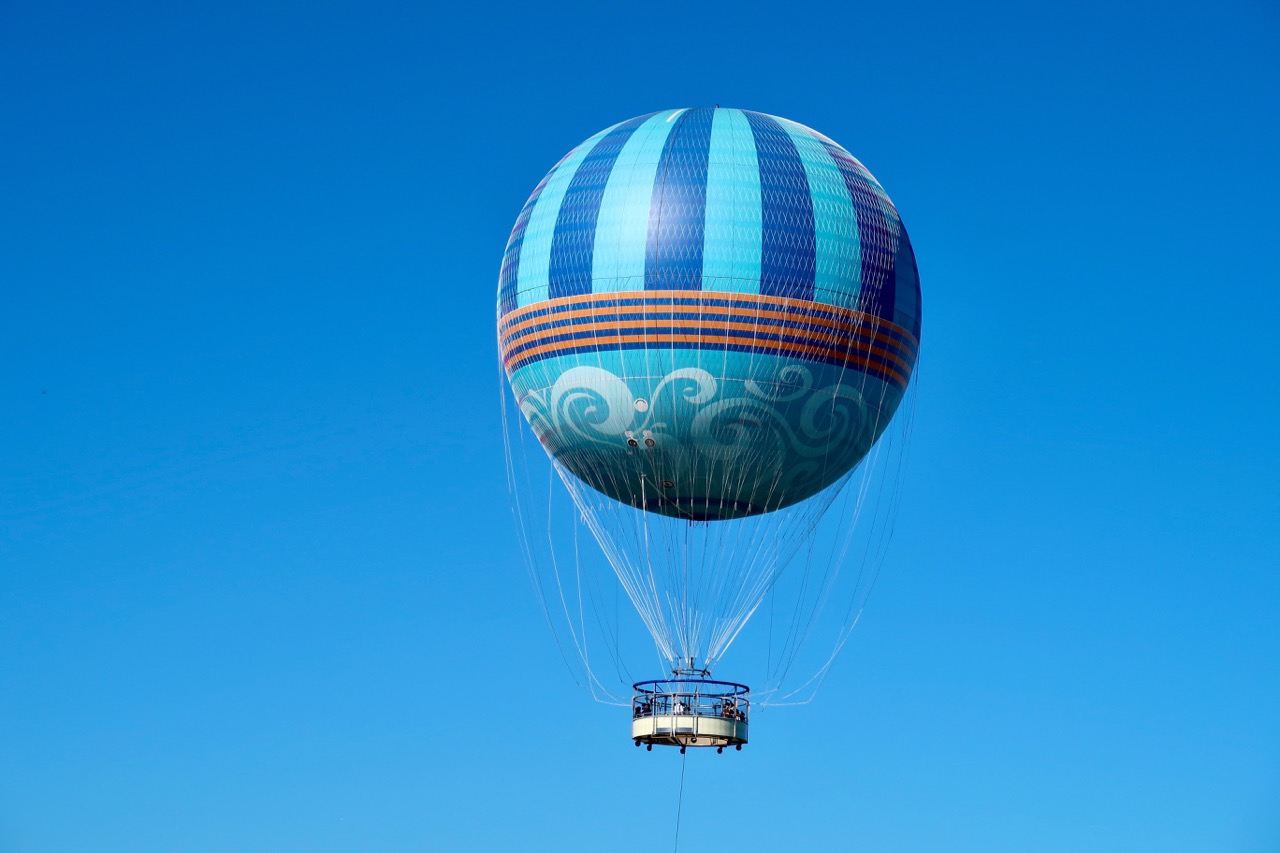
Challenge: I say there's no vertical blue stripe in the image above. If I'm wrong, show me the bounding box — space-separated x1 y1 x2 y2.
893 227 921 340
547 113 656 300
864 174 905 325
779 120 859 309
591 110 683 292
701 109 762 294
645 107 715 290
819 141 897 322
516 124 617 307
498 154 566 317
743 111 816 301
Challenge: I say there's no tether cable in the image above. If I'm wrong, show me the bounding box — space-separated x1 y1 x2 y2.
673 748 688 852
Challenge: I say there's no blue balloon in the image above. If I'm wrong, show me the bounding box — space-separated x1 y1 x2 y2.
498 108 920 520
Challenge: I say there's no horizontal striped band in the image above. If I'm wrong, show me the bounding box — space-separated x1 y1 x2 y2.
498 291 918 389
503 318 915 377
499 290 919 348
502 307 915 374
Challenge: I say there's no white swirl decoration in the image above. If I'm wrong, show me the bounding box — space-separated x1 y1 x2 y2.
548 366 635 444
517 389 553 445
744 363 814 402
650 367 718 406
634 367 717 434
518 363 877 506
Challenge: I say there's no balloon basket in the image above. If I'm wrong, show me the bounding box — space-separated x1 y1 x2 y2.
631 678 749 752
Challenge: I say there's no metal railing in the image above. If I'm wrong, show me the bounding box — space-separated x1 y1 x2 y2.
631 678 749 723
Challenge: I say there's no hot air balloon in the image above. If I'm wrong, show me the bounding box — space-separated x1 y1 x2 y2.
498 108 920 751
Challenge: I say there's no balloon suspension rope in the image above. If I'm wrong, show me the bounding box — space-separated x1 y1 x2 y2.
673 748 688 853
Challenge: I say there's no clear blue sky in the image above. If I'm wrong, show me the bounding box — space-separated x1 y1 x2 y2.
2 1 1277 850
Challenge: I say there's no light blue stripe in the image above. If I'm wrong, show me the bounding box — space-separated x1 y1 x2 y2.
516 126 613 306
779 118 860 308
590 110 682 292
701 109 761 295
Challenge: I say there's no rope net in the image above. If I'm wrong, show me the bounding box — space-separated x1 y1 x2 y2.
499 293 918 706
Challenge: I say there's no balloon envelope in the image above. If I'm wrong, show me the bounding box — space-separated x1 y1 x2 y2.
498 108 920 520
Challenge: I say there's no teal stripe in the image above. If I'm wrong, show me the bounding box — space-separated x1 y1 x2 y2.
516 126 613 306
590 109 682 292
780 118 860 309
701 109 761 294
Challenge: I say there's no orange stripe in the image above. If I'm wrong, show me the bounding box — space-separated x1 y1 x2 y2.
500 316 914 375
497 289 919 348
499 299 915 359
503 332 911 388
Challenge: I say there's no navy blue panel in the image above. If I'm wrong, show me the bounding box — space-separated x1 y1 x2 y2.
742 111 816 301
497 229 524 318
893 226 922 340
547 114 654 300
644 108 714 290
821 142 897 323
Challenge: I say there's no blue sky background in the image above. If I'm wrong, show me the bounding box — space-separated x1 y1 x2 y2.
3 0 1278 850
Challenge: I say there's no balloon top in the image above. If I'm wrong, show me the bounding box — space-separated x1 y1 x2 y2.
497 107 920 343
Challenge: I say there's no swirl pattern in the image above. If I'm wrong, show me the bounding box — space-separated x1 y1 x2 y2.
513 356 897 519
